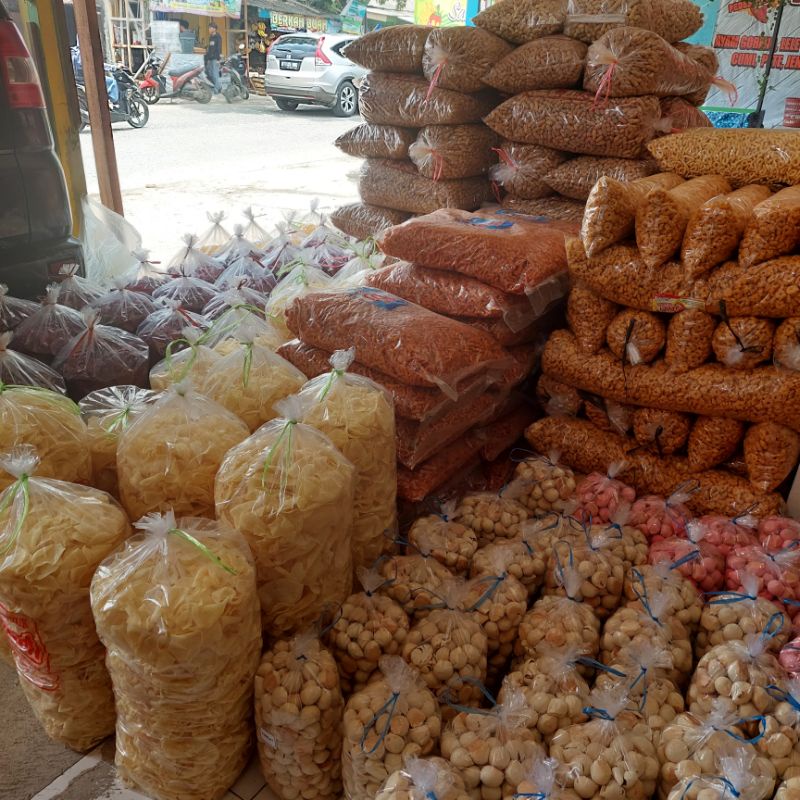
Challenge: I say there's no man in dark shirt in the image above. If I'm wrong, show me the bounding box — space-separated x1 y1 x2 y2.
205 22 223 95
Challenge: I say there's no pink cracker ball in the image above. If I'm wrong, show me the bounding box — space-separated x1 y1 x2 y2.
760 516 800 553
693 515 759 559
780 636 800 676
628 495 690 544
648 537 725 592
725 543 800 618
574 470 636 525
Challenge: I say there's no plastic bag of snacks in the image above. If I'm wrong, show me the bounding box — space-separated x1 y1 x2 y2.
330 202 412 242
781 638 800 677
470 536 547 600
453 491 529 547
473 0 566 43
0 284 37 330
342 656 441 800
148 327 220 391
91 511 260 800
154 270 219 314
515 569 602 667
759 517 800 552
536 375 582 418
661 722 776 800
215 225 258 268
0 332 65 392
52 309 149 399
202 283 268 320
744 423 800 493
739 186 800 269
241 206 271 250
167 233 225 282
295 348 397 571
200 334 305 432
91 277 156 332
599 582 692 686
255 632 343 800
79 385 158 499
422 26 513 94
0 448 130 750
500 644 592 743
549 686 659 800
118 382 248 520
215 252 277 295
441 686 544 795
408 124 498 181
336 123 416 161
489 141 566 200
665 310 716 375
774 318 800 373
573 463 636 524
465 560 528 681
689 513 758 558
342 25 431 73
712 316 775 371
606 308 666 365
688 417 745 472
378 552 454 619
265 263 332 340
55 264 104 310
215 397 354 636
758 679 800 779
12 284 86 360
697 577 788 659
0 384 90 493
566 286 618 356
196 211 231 254
125 249 170 295
135 300 208 362
544 155 654 202
509 452 577 517
624 561 703 635
326 567 410 695
207 304 285 353
510 756 584 800
649 530 726 593
408 502 477 576
629 485 693 543
725 543 800 616
375 756 469 800
632 408 692 456
688 630 784 723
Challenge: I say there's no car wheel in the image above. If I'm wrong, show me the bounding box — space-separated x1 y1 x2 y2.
275 98 299 111
127 94 149 128
142 85 160 104
194 83 213 104
333 80 358 117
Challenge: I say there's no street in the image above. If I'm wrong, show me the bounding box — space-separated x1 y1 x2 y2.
80 94 360 261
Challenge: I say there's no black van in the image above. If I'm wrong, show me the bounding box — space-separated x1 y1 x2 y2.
0 0 82 298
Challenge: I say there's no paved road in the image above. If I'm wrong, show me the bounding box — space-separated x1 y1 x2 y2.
80 94 360 261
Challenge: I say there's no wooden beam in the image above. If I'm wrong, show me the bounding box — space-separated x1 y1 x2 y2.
72 0 124 215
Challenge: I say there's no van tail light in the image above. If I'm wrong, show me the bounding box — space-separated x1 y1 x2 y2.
0 21 45 108
314 37 331 67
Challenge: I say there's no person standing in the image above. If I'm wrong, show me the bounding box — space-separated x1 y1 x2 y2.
205 22 223 95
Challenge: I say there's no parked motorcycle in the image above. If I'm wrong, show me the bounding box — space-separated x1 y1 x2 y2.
159 62 213 104
221 54 248 102
138 51 167 105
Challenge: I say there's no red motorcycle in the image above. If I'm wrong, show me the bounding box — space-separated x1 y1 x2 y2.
140 52 212 104
138 51 167 105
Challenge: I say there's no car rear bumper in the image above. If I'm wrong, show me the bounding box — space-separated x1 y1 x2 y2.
265 82 337 106
0 237 84 299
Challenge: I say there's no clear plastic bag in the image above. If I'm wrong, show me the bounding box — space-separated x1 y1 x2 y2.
441 687 544 795
565 286 617 356
336 123 417 161
511 452 578 516
739 186 800 269
629 486 692 542
711 316 774 370
91 511 260 800
632 408 691 456
649 532 725 593
606 308 666 365
774 318 800 373
215 225 259 268
91 277 156 332
215 251 277 295
550 156 654 202
295 348 396 571
408 124 498 181
125 249 171 295
744 422 800 492
376 757 469 800
241 207 272 250
332 242 386 289
379 207 575 297
474 0 567 43
565 0 702 42
453 491 529 547
635 175 732 268
378 551 454 618
409 503 478 576
691 513 759 558
0 284 37 330
118 382 248 520
501 194 586 221
342 25 432 73
342 656 441 800
266 262 332 340
573 464 636 524
79 385 158 498
483 36 587 94
485 90 661 159
12 284 86 360
149 327 220 391
166 233 225 282
489 141 567 200
624 560 702 634
0 448 130 751
255 632 343 800
330 202 412 241
510 756 583 800
202 283 268 321
0 384 91 493
325 567 410 694
153 272 219 315
196 211 231 255
659 96 713 131
706 256 800 318
687 417 744 472
215 397 355 636
0 332 65 393
52 309 149 400
759 516 800 553
581 171 684 257
200 336 305 432
665 309 716 374
470 535 548 599
422 26 513 93
668 757 776 800
135 300 209 362
55 263 105 310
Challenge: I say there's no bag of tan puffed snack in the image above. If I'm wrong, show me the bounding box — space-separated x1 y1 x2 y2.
117 381 249 520
79 385 158 498
215 396 355 637
0 447 131 751
294 347 396 572
91 511 260 800
0 383 91 493
149 326 221 391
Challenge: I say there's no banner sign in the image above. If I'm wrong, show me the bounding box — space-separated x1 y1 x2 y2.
706 0 800 127
270 11 328 30
414 0 468 26
150 0 240 18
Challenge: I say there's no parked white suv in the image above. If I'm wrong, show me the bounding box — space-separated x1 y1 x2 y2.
265 32 366 116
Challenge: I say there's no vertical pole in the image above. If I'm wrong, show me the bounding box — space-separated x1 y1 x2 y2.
750 0 786 128
72 0 124 214
243 1 249 76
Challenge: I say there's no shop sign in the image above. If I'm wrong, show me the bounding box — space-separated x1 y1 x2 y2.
151 0 240 17
414 0 467 26
271 11 327 30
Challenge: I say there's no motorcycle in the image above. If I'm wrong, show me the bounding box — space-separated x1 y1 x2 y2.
160 62 213 104
138 51 167 105
220 54 248 102
73 49 149 130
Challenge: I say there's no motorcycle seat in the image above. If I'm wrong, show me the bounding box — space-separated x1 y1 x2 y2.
168 66 195 77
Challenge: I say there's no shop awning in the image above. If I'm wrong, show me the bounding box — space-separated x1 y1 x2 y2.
150 0 241 19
